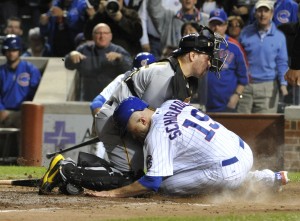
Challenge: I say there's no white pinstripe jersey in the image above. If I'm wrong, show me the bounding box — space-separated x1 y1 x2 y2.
144 100 250 177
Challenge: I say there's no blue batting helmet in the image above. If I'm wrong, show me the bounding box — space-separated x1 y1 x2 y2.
113 97 149 134
133 52 156 69
2 34 22 54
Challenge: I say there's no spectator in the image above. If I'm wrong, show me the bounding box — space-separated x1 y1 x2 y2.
4 17 24 37
21 27 52 57
237 0 289 113
147 0 209 55
206 9 248 112
0 34 41 156
39 0 89 57
226 15 245 40
248 0 299 26
84 0 143 57
64 23 132 101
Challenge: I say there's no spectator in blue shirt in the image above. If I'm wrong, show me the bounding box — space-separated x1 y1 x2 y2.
238 0 289 113
205 9 248 113
248 0 299 26
39 0 89 57
0 34 41 128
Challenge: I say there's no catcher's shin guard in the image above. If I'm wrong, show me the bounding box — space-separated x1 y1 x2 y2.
60 160 133 191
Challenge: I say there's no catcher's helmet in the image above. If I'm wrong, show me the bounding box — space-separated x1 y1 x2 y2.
113 96 149 135
2 34 22 54
133 52 156 69
172 33 215 58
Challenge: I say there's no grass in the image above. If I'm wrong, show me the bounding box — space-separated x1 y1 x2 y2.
0 165 46 179
110 213 300 221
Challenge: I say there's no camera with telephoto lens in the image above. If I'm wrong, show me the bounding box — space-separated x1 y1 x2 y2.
106 0 119 14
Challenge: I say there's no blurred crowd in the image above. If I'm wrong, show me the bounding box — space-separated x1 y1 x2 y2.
0 0 300 114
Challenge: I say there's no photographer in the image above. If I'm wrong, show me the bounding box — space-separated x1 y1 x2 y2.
84 0 143 56
39 0 89 57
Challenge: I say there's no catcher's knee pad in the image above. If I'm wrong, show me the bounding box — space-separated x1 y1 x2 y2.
60 161 132 191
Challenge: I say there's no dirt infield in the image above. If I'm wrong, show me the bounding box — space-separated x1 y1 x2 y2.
0 181 299 221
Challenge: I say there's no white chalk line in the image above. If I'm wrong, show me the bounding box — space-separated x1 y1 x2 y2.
0 207 61 213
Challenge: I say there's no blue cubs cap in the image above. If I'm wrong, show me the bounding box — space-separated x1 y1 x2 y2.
113 97 149 134
208 9 228 23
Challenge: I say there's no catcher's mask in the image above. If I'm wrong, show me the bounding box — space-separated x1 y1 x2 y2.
172 26 228 79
